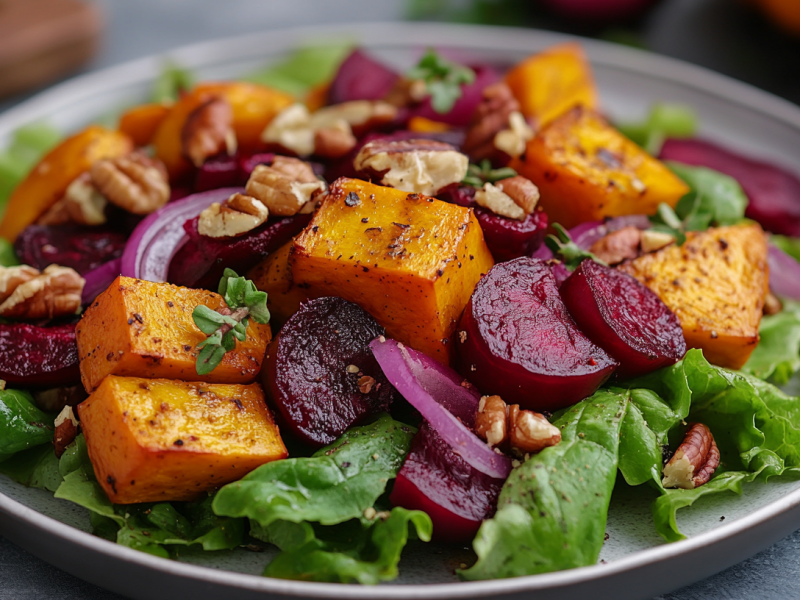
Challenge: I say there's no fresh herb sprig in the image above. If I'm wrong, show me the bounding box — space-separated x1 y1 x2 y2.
192 268 270 375
545 224 607 271
407 49 475 114
462 159 517 188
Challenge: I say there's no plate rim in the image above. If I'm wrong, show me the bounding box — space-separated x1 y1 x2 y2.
2 20 800 599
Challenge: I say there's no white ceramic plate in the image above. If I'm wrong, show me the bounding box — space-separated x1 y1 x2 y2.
2 22 800 600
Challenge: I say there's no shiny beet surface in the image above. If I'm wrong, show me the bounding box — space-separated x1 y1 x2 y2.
0 323 80 388
560 260 686 379
264 297 396 448
14 225 127 274
328 49 399 104
167 213 310 289
389 421 503 543
456 258 617 411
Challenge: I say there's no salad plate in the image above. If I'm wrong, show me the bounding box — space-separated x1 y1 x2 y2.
1 21 800 600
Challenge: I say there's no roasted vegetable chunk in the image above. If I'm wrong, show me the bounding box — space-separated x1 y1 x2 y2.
78 376 286 503
118 102 171 147
512 107 689 230
291 178 494 364
0 126 133 241
76 276 271 392
619 224 768 370
247 241 310 325
505 42 597 128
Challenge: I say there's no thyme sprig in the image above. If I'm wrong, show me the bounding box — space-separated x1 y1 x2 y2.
462 159 517 188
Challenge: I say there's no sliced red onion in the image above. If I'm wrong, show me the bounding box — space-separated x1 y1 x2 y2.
369 337 512 480
121 187 241 282
533 214 652 261
81 258 122 305
768 243 800 301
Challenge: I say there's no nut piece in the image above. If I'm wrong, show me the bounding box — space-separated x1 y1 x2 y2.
475 182 526 220
91 152 170 215
314 125 357 159
589 225 643 265
37 173 109 226
475 395 561 457
0 265 39 304
764 291 783 316
198 193 270 238
640 229 676 254
181 96 237 167
246 156 326 216
358 375 376 394
0 264 84 320
463 82 521 162
494 111 534 159
354 138 469 196
53 405 79 459
662 422 720 489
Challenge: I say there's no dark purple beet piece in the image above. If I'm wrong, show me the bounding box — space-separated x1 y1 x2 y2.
390 421 502 543
0 323 80 388
238 152 276 179
560 260 686 379
194 153 241 192
328 49 399 104
457 257 617 411
14 225 127 275
167 213 310 289
660 138 800 237
264 297 396 448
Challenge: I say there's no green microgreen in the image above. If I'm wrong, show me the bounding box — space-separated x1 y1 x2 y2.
192 268 270 375
406 48 475 114
545 223 607 271
462 159 517 188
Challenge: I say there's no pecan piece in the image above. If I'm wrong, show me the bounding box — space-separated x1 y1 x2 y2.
589 225 643 265
314 126 357 159
475 395 561 457
91 151 170 215
198 193 270 238
475 175 540 220
0 264 84 320
53 405 79 458
662 422 720 489
463 82 520 162
245 156 326 216
181 96 236 167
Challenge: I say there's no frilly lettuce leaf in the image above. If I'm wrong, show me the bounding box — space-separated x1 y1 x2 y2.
742 301 800 385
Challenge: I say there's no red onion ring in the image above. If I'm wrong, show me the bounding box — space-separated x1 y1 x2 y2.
768 243 800 301
120 188 241 282
369 337 512 480
81 258 122 305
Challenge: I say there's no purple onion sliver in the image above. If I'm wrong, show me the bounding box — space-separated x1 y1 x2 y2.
768 243 800 301
81 258 122 305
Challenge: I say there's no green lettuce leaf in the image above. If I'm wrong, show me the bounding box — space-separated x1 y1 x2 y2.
0 389 54 456
0 122 61 217
0 444 61 491
246 44 352 96
461 390 628 580
151 62 194 103
742 301 800 384
668 162 749 229
212 413 415 528
617 103 697 154
771 235 800 263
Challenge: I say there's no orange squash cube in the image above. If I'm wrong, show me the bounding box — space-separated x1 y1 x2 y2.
619 224 769 369
291 178 494 364
505 42 597 129
0 126 133 241
77 376 287 503
511 107 690 230
76 276 271 392
247 241 310 325
118 102 171 147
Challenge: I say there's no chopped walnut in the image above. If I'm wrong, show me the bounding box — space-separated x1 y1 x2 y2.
0 264 84 320
37 173 108 226
474 395 561 457
198 193 270 238
314 124 357 159
0 265 39 304
354 138 468 196
463 83 527 162
494 111 534 159
262 103 316 157
383 77 428 108
182 96 237 167
640 229 676 254
475 182 526 220
589 226 643 265
53 405 79 458
662 422 720 489
91 152 170 215
246 156 326 216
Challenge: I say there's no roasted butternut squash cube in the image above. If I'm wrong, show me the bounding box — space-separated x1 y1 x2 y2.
291 178 494 364
78 376 286 503
118 102 171 147
247 241 311 325
619 224 769 370
0 126 133 241
76 276 271 392
511 107 690 230
505 42 597 128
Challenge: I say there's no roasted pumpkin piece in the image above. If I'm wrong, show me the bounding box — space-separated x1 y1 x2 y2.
291 178 494 364
504 42 597 128
618 224 769 370
152 81 294 179
118 102 171 147
0 126 133 241
511 107 690 230
76 276 271 392
247 241 310 325
78 376 286 503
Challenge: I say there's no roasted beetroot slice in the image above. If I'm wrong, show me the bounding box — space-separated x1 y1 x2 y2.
328 49 399 104
265 296 396 447
194 153 242 192
389 421 502 543
560 260 686 379
167 213 310 289
456 258 617 411
14 225 127 275
0 323 80 388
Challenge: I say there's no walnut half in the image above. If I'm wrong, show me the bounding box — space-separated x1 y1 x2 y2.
0 264 84 320
246 156 326 217
474 395 561 457
198 193 270 238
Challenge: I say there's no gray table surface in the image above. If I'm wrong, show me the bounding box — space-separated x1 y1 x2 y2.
2 0 800 598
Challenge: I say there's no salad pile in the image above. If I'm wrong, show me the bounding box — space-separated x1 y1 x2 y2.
1 41 800 585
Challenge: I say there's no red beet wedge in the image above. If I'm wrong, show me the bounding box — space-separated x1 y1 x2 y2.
14 225 127 275
560 260 686 379
390 421 503 543
456 257 617 411
0 323 80 388
265 297 396 448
